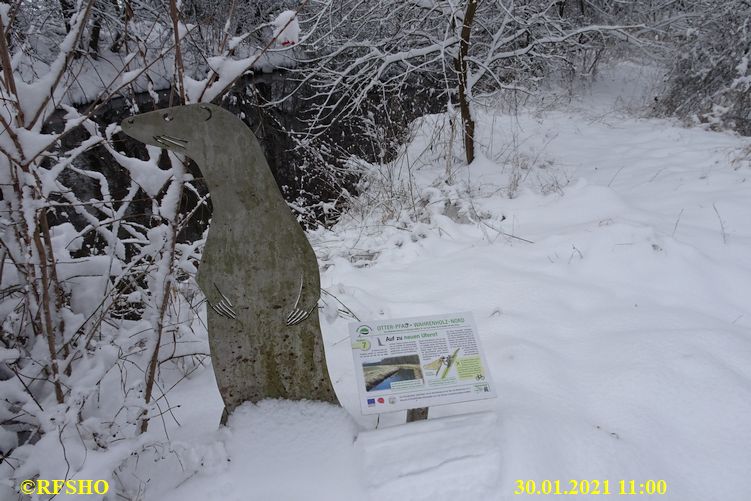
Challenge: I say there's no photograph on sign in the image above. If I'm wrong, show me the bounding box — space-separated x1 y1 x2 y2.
350 312 496 414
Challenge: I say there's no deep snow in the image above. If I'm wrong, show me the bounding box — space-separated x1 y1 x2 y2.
142 63 751 501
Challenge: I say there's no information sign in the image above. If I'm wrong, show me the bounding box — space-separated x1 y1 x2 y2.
350 312 496 415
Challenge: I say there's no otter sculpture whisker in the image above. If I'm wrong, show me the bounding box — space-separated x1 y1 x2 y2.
121 104 339 422
153 135 188 150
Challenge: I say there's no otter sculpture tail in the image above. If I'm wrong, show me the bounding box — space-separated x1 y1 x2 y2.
121 104 339 420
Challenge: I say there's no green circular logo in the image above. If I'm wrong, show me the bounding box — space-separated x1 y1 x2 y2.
356 325 372 336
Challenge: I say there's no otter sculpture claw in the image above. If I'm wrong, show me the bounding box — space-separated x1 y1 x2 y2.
210 284 237 320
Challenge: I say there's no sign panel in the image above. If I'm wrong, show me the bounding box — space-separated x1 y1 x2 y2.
350 312 496 415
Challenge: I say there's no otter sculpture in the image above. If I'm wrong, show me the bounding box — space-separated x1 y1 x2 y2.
121 104 338 420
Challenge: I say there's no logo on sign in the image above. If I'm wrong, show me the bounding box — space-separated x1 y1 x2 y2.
367 398 375 407
356 325 372 336
377 397 385 404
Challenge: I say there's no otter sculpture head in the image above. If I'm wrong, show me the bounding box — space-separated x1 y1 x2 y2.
121 103 240 166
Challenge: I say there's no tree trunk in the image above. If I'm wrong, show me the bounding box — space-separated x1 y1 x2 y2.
89 14 101 57
454 0 479 165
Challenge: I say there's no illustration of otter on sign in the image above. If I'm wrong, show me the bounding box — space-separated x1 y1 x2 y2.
121 104 338 422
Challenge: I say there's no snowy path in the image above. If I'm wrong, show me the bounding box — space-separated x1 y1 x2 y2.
149 69 751 501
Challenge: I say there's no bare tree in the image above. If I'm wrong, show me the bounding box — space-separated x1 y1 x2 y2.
286 0 634 164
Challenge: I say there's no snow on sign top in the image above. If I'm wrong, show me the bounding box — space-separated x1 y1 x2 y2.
349 312 496 415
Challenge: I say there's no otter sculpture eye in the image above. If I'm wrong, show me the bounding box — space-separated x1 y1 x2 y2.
162 113 173 122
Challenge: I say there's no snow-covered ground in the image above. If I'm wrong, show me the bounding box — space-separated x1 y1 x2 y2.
143 63 751 501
